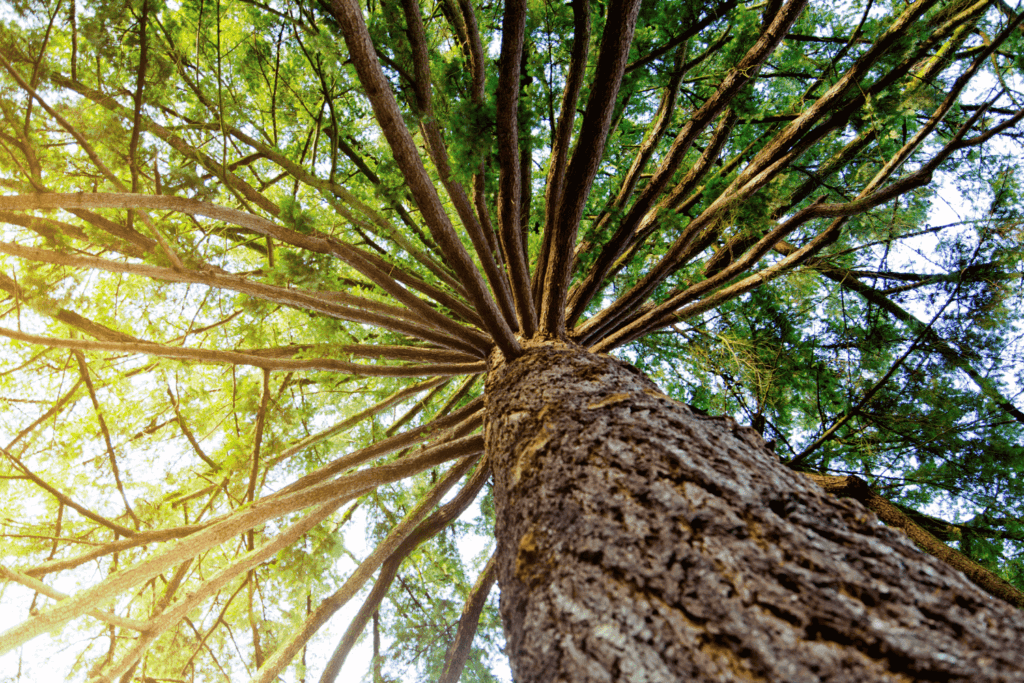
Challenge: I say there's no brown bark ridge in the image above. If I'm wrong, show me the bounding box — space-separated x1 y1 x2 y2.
485 342 1024 683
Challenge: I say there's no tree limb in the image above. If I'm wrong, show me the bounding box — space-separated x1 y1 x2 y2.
327 0 521 357
538 0 643 337
437 551 497 683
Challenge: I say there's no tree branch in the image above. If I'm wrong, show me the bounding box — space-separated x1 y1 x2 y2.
327 0 521 357
166 386 220 470
580 15 1017 347
0 237 481 354
493 0 537 336
0 327 486 377
623 0 737 74
273 400 483 498
318 455 491 682
264 376 449 473
563 0 807 329
399 0 519 332
1 443 136 539
253 453 482 683
538 0 643 337
246 369 272 512
87 501 342 683
437 551 497 683
0 566 150 632
1 433 482 655
533 0 590 312
73 351 141 529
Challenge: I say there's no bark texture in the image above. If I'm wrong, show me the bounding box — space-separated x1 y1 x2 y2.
485 342 1024 683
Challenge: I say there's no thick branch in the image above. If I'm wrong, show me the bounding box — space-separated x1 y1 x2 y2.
563 0 807 328
222 126 462 293
273 400 483 498
0 433 482 655
584 31 1012 348
533 0 590 312
0 238 480 353
0 566 150 632
0 191 491 353
88 501 342 683
0 272 137 342
538 0 643 337
565 51 688 321
593 165 937 349
317 456 491 683
22 524 204 579
494 0 537 336
327 0 520 357
0 327 486 377
254 453 482 683
437 551 498 683
400 0 518 329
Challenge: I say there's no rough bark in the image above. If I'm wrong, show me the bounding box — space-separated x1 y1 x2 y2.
805 473 1024 609
484 342 1024 682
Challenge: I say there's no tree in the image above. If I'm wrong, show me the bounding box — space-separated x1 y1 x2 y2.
1 0 1024 679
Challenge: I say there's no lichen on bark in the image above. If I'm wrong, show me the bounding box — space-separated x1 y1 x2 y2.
484 342 1024 682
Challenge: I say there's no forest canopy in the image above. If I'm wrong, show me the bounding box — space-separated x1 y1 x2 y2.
0 0 1023 680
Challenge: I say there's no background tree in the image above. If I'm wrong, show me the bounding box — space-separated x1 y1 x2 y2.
1 0 1024 680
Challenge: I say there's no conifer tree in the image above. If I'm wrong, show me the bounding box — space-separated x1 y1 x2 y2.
1 0 1024 680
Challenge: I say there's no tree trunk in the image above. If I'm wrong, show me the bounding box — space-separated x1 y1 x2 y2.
484 341 1024 682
